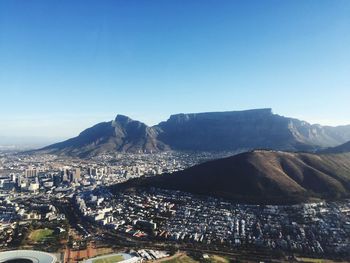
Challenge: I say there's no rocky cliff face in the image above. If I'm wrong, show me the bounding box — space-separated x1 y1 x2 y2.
111 115 169 153
38 109 350 157
157 109 350 151
157 109 295 151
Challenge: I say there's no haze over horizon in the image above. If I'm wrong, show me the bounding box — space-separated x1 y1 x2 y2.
1 0 350 142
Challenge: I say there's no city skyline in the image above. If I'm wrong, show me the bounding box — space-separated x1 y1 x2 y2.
1 0 350 140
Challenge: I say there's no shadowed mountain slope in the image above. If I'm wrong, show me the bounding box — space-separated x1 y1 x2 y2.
118 150 350 204
320 141 350 154
39 115 169 157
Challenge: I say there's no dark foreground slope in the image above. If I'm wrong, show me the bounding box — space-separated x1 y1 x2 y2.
116 151 350 204
321 140 350 154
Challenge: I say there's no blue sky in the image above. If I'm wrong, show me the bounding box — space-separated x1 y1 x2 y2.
0 0 350 141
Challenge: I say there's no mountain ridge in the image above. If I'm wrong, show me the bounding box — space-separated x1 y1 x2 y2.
36 109 350 157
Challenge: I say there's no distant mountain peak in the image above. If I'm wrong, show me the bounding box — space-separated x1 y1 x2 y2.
114 114 134 124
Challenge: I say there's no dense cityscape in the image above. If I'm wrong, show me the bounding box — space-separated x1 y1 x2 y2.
0 150 349 262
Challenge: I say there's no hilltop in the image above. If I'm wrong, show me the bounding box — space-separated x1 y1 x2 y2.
117 150 350 204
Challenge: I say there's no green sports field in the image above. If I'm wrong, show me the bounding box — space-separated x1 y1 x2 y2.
29 228 54 242
160 254 197 263
92 254 124 263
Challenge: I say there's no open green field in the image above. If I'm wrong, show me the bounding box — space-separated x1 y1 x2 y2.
29 228 54 242
208 255 230 263
92 255 124 263
160 254 198 263
158 253 231 263
296 258 348 263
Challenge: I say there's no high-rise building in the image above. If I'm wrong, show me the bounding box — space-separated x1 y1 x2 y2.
17 174 28 189
17 174 22 187
73 168 81 182
61 169 69 182
11 174 16 183
53 174 62 187
89 168 97 176
25 168 37 177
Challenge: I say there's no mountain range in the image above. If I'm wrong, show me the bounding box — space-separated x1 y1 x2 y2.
116 150 350 204
37 108 350 157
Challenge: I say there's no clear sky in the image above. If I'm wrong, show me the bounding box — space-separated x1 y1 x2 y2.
0 0 350 143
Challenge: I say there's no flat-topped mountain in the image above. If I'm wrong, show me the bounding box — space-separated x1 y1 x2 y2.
158 109 350 151
37 109 350 157
118 150 350 204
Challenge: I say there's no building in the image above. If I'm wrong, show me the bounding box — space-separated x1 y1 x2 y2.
0 250 57 263
25 168 37 178
72 168 81 182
